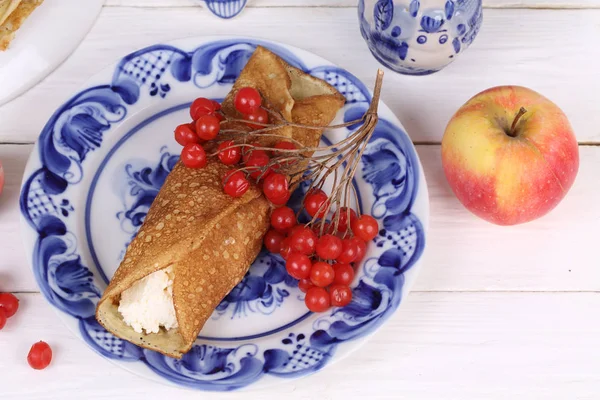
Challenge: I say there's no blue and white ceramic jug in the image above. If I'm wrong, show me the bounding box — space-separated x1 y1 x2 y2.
358 0 483 75
205 0 248 19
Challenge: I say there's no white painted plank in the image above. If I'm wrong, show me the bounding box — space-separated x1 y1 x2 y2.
3 144 599 293
0 292 598 399
0 145 30 292
106 0 600 9
414 145 600 292
0 8 599 144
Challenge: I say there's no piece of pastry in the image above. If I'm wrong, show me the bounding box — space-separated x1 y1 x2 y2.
0 0 43 51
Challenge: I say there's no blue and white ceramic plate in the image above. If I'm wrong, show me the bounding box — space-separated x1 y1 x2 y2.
19 37 429 391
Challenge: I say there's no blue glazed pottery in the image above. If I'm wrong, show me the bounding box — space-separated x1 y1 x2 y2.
19 37 429 390
205 0 248 19
358 0 483 75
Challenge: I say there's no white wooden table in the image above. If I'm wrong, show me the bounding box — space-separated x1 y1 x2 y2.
1 1 599 398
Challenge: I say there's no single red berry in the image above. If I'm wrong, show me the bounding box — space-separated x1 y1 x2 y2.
222 170 250 198
289 227 317 255
332 263 355 286
0 308 6 330
298 278 315 293
27 341 53 370
351 215 379 242
304 188 329 218
280 237 293 260
269 191 291 206
316 234 343 260
174 123 199 146
263 173 290 204
217 140 242 165
335 207 358 232
0 293 19 318
305 287 330 313
270 206 296 233
190 97 218 120
181 143 207 169
336 238 359 264
349 236 367 264
195 114 221 141
244 149 271 179
286 252 312 280
310 261 335 287
330 285 353 307
234 87 262 114
264 229 285 254
244 107 269 130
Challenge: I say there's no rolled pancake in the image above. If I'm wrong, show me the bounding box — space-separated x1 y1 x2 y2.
96 46 345 358
0 1 22 26
97 161 270 357
0 0 43 51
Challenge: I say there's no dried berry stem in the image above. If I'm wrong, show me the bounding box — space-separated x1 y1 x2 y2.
218 69 385 230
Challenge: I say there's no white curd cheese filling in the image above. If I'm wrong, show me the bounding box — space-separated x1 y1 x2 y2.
118 266 178 334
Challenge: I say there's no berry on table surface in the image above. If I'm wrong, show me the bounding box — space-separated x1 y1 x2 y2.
0 293 19 318
27 341 53 370
0 308 6 330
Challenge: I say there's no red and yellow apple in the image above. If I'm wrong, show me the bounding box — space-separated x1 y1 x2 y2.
441 86 579 225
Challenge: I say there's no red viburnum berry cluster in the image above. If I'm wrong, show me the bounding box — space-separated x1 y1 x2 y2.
173 87 299 203
173 73 386 314
264 190 378 313
0 292 51 369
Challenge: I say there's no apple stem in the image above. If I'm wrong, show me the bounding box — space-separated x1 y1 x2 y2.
509 107 528 137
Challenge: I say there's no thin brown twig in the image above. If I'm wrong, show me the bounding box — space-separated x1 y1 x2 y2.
216 69 385 233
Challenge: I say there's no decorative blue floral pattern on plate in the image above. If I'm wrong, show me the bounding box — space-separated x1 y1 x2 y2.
19 37 428 390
